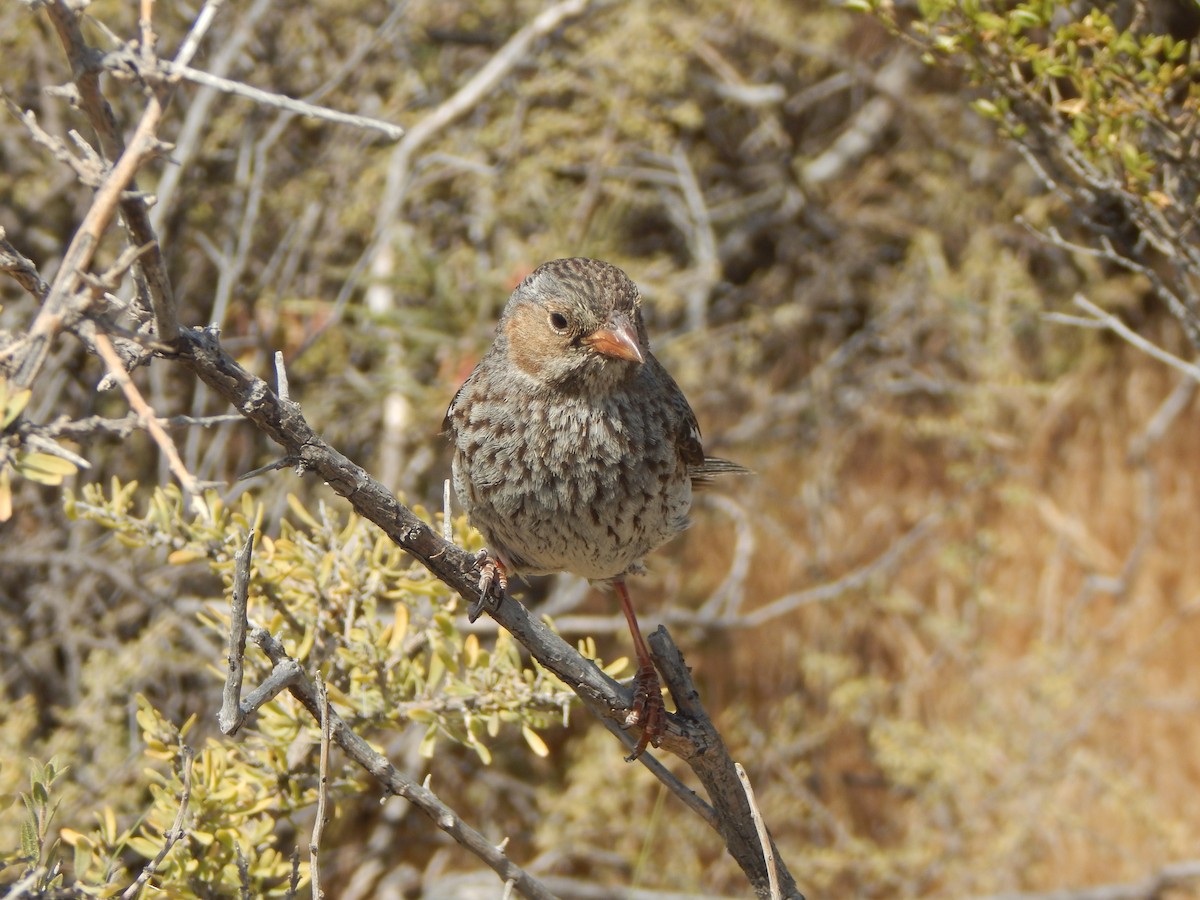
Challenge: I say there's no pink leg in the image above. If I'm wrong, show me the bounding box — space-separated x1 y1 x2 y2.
614 577 666 760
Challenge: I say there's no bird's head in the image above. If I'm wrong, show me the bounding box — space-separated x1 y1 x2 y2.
498 258 648 394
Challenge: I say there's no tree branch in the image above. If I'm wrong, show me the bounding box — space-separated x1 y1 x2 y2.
170 324 803 899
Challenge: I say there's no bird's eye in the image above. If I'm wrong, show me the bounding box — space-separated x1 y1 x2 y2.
548 312 569 333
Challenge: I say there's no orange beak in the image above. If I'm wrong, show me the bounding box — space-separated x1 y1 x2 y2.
584 316 644 364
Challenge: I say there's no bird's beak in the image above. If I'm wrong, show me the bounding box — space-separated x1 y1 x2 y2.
584 315 644 364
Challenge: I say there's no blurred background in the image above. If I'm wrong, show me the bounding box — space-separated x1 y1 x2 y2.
3 0 1200 896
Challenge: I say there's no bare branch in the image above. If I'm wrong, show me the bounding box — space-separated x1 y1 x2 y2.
92 331 212 518
649 627 801 898
13 0 179 389
736 763 781 900
102 50 405 140
0 228 49 300
218 530 255 735
310 674 331 900
1049 293 1200 383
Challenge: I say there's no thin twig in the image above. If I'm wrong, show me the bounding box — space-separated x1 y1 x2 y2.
670 142 719 331
738 512 938 628
310 674 331 900
18 0 180 392
274 351 290 402
303 0 594 357
121 744 194 900
1059 293 1200 383
172 0 225 70
377 0 590 215
218 530 255 735
151 0 274 230
736 763 781 900
30 412 243 441
649 628 803 899
0 228 49 300
599 718 718 829
100 49 405 140
1127 377 1196 463
4 101 105 188
92 331 211 520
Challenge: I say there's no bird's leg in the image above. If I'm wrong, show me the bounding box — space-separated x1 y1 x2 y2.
614 577 666 761
468 550 509 622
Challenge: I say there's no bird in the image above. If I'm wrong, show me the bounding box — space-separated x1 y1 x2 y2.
443 257 747 759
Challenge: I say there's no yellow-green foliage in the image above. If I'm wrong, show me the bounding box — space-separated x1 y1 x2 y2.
862 0 1199 197
0 376 78 522
0 481 577 894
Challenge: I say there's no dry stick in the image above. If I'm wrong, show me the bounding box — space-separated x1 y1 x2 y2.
150 0 272 231
92 331 210 519
155 59 404 140
12 95 164 387
3 102 106 188
42 0 180 344
470 505 927 638
0 229 49 300
736 763 781 900
121 744 194 900
33 412 243 441
737 511 938 628
310 675 331 900
249 628 559 900
1069 293 1200 383
649 627 801 900
217 530 255 735
670 141 720 332
172 325 802 899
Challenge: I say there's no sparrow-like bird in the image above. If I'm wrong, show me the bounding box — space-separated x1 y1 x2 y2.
444 257 746 758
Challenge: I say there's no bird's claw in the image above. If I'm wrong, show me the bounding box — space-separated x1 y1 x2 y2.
623 662 666 761
468 550 508 622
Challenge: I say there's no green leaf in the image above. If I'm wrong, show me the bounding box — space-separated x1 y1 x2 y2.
14 452 78 485
1 380 31 429
522 725 550 758
21 818 38 861
0 467 12 522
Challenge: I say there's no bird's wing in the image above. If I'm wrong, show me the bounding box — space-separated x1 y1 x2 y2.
442 372 474 436
646 355 751 484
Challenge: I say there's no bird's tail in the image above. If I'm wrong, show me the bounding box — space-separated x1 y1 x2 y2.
690 456 752 487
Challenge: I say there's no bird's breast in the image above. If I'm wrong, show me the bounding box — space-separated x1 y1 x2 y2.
451 390 691 580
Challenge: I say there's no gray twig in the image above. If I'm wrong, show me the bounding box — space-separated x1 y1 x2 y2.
218 530 255 735
736 763 781 900
121 744 194 900
310 674 331 900
103 51 406 140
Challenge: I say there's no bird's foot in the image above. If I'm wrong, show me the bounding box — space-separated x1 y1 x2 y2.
468 550 508 622
623 662 666 761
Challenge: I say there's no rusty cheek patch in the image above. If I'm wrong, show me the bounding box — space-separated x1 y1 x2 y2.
505 314 559 378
